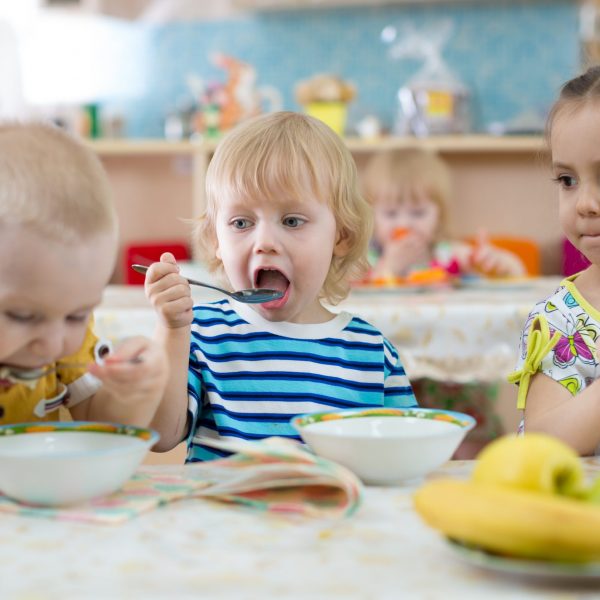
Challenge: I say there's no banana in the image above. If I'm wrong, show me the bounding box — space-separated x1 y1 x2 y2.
413 479 600 562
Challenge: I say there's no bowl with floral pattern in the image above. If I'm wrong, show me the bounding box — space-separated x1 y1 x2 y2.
0 421 159 506
291 408 476 485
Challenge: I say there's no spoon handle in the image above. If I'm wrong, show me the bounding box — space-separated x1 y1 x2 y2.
4 356 144 383
130 264 283 304
131 264 234 298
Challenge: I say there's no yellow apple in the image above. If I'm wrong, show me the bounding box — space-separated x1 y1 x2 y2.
582 475 600 504
472 433 583 496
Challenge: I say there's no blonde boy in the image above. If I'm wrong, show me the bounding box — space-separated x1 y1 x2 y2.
0 122 167 426
144 112 417 461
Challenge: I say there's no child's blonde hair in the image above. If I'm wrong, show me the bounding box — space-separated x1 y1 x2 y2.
362 148 452 238
0 122 117 243
196 111 372 304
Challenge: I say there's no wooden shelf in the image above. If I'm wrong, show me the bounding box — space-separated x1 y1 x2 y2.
88 135 544 157
89 132 561 281
87 139 198 156
344 135 544 153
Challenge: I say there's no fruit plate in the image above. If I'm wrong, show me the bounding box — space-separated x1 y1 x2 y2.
446 539 600 584
351 283 452 295
457 277 534 291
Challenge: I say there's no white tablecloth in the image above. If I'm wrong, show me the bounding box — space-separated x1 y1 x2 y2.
96 278 561 383
340 278 561 382
2 459 599 599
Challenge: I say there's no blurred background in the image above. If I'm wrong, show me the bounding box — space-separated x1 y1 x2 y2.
0 0 597 281
0 0 586 137
3 0 596 452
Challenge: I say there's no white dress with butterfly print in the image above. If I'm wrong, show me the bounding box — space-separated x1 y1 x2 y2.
514 275 600 431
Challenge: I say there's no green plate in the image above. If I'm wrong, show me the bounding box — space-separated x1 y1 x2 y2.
458 277 533 291
350 284 435 294
447 539 600 583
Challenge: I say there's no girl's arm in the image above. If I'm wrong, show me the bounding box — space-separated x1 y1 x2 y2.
453 233 526 278
372 232 431 278
523 372 600 455
144 253 195 452
471 243 526 277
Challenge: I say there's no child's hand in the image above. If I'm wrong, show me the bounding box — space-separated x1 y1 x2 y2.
144 252 194 329
87 336 168 424
378 231 431 277
470 232 526 278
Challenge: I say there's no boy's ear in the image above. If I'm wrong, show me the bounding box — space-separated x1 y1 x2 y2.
213 232 222 260
333 228 351 257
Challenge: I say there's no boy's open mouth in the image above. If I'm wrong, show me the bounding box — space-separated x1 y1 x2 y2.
255 268 290 292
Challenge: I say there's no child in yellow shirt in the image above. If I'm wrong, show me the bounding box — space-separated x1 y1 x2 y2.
0 122 167 427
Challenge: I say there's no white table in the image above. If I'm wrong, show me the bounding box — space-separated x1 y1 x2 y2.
341 278 562 382
96 278 562 383
2 459 599 599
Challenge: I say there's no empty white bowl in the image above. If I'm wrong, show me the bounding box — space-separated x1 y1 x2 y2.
0 421 159 506
291 408 476 485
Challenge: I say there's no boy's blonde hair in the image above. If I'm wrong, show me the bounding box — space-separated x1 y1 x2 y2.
0 122 117 243
361 148 452 238
197 111 372 304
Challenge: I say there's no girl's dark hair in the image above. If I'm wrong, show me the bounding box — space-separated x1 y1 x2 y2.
546 65 600 144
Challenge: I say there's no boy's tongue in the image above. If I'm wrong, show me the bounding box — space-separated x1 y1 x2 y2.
257 270 289 292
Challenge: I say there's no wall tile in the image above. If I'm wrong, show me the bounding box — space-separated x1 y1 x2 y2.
113 1 578 138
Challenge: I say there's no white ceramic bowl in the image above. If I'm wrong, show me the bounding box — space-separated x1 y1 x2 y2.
291 408 476 485
0 422 159 506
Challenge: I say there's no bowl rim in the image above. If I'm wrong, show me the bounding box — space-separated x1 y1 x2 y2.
291 407 476 435
0 421 160 459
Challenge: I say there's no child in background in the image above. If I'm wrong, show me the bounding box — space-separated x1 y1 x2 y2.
361 148 526 280
363 148 525 457
510 65 600 455
144 111 417 460
0 122 168 426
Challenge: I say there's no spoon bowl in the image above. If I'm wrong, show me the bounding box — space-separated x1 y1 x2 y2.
131 264 284 304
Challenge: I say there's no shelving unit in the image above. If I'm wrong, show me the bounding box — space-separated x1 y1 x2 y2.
87 135 559 282
88 134 543 156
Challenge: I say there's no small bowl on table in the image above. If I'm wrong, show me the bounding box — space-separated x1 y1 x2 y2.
291 408 476 485
0 421 159 506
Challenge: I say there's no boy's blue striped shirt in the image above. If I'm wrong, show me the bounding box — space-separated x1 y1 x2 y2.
186 300 417 462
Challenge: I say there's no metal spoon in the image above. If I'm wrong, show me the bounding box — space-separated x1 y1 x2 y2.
2 357 144 383
131 264 284 304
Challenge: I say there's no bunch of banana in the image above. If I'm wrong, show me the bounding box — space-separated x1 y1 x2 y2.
413 433 600 562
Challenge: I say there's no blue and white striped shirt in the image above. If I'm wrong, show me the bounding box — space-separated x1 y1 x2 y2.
186 300 417 462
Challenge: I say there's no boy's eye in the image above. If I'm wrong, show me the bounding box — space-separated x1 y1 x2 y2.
231 218 252 230
4 311 36 323
4 310 91 325
66 313 90 324
282 216 305 228
553 174 577 189
380 207 399 219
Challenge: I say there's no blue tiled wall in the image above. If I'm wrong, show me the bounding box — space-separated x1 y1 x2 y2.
114 1 579 138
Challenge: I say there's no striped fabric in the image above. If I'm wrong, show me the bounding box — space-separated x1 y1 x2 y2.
185 300 417 462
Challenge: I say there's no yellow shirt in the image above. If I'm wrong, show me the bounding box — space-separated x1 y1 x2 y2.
0 322 110 424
